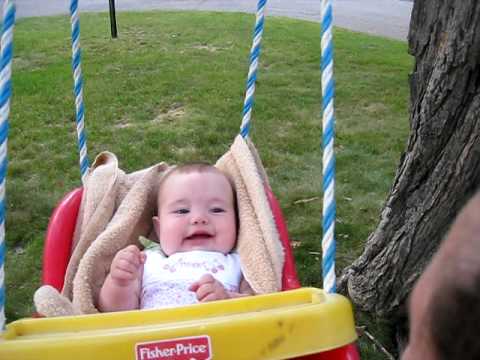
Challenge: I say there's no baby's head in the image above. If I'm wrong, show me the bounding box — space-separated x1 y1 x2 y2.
153 163 238 256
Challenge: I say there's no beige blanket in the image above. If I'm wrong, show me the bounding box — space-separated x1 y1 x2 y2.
34 135 284 316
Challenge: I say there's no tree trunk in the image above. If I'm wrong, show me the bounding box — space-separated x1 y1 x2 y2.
339 0 480 319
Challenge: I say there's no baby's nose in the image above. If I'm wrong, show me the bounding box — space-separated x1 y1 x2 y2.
191 214 208 225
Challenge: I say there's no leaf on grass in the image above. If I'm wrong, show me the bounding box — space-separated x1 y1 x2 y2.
152 104 186 123
293 196 319 204
291 241 302 248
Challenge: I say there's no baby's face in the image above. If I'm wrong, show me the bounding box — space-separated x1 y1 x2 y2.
154 171 237 256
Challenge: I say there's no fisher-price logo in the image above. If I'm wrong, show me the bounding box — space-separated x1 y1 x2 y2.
135 335 212 360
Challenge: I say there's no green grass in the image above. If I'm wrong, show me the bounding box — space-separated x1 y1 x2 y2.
5 11 412 359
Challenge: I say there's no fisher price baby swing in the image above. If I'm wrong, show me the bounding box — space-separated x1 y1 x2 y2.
0 0 360 359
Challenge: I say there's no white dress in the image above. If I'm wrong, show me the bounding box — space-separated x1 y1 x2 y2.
141 250 242 310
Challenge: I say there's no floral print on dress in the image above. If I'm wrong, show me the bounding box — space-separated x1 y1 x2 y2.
141 250 242 310
162 256 227 274
141 280 197 309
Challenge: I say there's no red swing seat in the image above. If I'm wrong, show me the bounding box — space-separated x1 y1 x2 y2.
41 185 302 293
41 186 360 360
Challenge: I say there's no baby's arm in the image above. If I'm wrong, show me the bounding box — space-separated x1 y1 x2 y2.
98 245 146 312
189 274 254 302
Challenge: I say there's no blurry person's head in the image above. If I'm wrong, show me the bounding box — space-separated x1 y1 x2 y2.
402 192 480 360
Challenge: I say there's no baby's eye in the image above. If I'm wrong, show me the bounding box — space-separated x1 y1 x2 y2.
211 207 226 213
173 208 189 214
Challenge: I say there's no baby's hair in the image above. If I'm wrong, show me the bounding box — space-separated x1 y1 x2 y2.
159 162 235 193
157 163 238 222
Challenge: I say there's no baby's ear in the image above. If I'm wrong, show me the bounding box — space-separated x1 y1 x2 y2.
152 216 161 238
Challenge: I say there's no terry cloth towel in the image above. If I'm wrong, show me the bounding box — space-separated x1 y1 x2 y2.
34 135 284 316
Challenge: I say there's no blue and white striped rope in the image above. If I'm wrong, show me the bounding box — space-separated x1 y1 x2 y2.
69 0 89 182
321 0 336 294
0 0 14 330
240 0 267 138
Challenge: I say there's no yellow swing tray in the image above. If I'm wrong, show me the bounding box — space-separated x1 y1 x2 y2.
0 288 357 360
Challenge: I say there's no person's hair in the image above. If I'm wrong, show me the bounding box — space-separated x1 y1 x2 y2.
428 268 480 360
157 162 238 223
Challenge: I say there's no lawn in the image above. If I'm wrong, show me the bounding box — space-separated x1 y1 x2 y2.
5 10 412 359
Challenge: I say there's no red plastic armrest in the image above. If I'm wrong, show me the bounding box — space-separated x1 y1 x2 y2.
42 188 83 291
264 185 302 291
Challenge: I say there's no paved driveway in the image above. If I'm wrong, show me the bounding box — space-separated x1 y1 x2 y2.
16 0 412 40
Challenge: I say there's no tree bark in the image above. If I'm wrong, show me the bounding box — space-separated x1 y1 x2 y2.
339 0 480 319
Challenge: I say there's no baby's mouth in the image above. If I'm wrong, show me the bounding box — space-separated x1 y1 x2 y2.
185 232 213 241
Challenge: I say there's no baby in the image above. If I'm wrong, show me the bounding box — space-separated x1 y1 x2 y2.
98 163 254 312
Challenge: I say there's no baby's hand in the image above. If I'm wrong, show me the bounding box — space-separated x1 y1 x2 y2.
189 274 229 302
109 245 146 287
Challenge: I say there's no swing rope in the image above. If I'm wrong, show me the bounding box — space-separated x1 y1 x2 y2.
0 0 15 330
69 0 89 183
321 0 336 294
240 0 337 293
240 0 266 138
